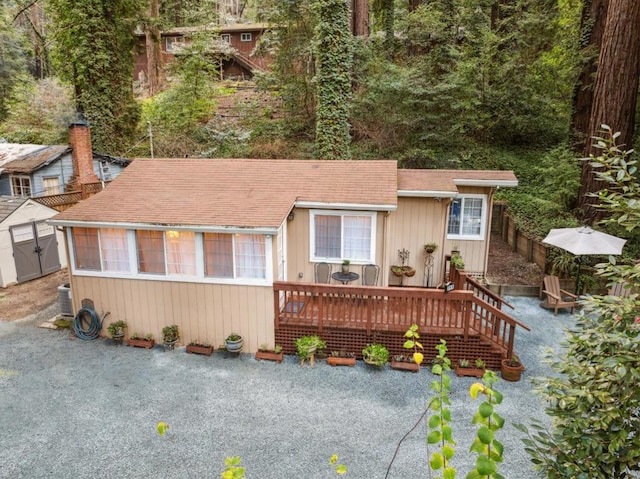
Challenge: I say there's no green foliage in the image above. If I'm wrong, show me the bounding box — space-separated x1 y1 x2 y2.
0 7 30 121
518 133 640 478
362 343 389 367
0 76 75 144
312 0 353 159
467 372 505 479
427 339 457 479
47 0 142 154
221 456 246 479
106 320 127 338
162 324 180 343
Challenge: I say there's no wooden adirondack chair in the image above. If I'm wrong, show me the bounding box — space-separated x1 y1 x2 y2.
541 275 577 315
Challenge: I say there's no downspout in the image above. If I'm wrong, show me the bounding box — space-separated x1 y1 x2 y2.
382 211 389 286
440 198 451 284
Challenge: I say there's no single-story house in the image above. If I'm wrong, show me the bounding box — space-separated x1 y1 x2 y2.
0 196 66 287
0 121 130 199
50 158 517 352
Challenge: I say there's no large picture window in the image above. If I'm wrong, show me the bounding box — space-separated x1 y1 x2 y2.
311 211 375 262
71 227 269 283
447 195 486 240
204 233 266 279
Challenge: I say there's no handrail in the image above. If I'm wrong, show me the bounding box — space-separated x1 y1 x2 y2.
273 281 528 358
464 273 514 310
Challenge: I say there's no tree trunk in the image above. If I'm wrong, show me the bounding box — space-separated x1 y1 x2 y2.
570 0 608 153
578 0 640 222
351 0 369 36
408 0 421 12
145 0 164 96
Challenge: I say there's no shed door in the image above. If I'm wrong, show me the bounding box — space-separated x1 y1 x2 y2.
10 221 61 283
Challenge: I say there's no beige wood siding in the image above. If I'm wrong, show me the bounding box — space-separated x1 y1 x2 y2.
285 208 385 285
70 276 274 353
386 197 447 287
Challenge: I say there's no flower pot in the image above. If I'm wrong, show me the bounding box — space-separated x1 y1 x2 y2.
225 337 243 353
255 350 284 362
501 359 524 382
327 355 356 367
128 338 155 349
341 265 349 274
391 359 420 373
186 344 214 356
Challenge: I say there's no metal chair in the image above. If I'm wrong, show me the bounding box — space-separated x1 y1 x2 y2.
314 262 332 284
361 264 380 286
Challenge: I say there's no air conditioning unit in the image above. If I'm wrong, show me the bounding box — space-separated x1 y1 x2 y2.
57 283 73 316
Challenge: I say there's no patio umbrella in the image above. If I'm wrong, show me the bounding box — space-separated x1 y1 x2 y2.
542 226 627 294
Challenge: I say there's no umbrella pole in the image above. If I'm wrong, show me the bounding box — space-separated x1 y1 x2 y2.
575 256 582 296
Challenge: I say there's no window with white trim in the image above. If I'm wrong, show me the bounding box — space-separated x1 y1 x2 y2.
11 176 31 197
221 34 231 43
240 32 252 42
204 233 266 279
310 210 375 263
42 176 60 195
447 195 487 240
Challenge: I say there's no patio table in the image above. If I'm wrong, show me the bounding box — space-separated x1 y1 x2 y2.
331 271 359 285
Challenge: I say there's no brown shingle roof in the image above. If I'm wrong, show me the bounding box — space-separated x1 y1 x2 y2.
2 145 70 174
53 159 398 228
397 169 518 194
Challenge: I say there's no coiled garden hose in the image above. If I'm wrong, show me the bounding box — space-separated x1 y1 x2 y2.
73 307 104 340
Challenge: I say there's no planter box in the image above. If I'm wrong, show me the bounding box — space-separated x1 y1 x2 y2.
327 356 356 367
455 367 485 378
391 359 420 373
255 350 284 363
127 338 155 349
186 344 214 356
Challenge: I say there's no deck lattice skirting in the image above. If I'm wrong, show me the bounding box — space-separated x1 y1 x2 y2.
273 279 529 368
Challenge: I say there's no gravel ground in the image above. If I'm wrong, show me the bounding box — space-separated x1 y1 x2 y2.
0 297 577 479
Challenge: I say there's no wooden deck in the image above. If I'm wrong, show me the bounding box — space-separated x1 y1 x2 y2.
273 279 529 366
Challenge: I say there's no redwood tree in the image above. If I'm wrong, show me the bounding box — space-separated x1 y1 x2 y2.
577 0 640 221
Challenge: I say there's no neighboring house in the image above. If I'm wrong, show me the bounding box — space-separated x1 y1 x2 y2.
0 196 66 287
0 122 130 199
134 23 270 82
50 159 518 353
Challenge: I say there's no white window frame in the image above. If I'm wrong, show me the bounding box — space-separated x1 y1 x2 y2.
309 210 376 264
42 176 61 196
10 175 31 197
68 227 273 286
446 194 487 241
240 32 252 42
221 33 231 43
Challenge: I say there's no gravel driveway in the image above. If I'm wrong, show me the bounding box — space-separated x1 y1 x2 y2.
0 297 576 479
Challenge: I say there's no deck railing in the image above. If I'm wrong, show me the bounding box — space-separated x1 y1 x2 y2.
273 281 529 358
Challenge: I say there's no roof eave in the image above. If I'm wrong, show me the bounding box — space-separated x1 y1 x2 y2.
48 219 279 235
294 201 397 211
453 179 518 187
397 190 457 198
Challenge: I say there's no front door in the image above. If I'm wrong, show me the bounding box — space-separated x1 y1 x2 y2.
10 221 61 283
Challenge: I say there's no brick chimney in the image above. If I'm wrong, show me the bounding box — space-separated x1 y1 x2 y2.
68 115 99 190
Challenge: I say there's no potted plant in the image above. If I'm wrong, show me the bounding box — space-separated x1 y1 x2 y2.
391 324 423 372
455 358 485 378
501 354 525 381
161 324 180 350
186 340 214 356
327 350 356 367
362 343 389 368
451 253 465 270
390 249 416 281
294 335 326 366
424 242 438 254
225 333 244 353
106 320 127 343
341 259 350 274
255 344 284 362
128 332 155 349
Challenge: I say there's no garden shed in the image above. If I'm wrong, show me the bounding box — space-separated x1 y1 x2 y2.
0 196 66 287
